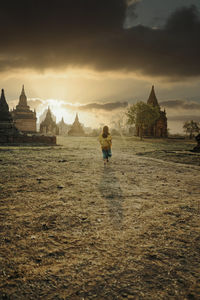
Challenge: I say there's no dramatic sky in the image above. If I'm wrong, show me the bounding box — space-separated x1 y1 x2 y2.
1 0 200 133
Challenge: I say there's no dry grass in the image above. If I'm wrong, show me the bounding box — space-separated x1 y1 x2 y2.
0 136 200 299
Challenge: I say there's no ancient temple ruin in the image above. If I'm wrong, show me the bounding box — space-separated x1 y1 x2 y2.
0 89 56 144
68 113 85 136
40 107 59 135
11 85 37 133
0 89 19 139
136 86 168 138
58 117 71 136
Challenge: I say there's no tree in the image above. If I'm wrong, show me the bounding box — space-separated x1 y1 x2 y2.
126 101 160 140
183 120 200 139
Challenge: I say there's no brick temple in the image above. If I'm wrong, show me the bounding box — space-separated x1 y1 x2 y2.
11 85 37 133
0 88 56 144
136 86 168 138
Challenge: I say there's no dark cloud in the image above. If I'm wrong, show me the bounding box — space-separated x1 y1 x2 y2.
161 99 200 124
168 115 200 121
79 101 128 111
161 100 200 110
0 1 200 78
62 101 128 111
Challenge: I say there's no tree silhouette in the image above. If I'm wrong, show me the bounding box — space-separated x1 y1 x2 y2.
126 101 160 140
183 120 200 139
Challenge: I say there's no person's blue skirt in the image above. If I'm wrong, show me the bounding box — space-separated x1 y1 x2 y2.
102 148 112 159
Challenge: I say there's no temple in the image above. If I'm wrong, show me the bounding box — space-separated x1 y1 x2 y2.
147 85 159 107
0 89 18 136
136 86 168 138
58 117 71 136
0 88 56 144
11 85 37 133
68 113 85 136
40 107 59 135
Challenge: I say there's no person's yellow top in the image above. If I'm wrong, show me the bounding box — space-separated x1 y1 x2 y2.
99 134 112 149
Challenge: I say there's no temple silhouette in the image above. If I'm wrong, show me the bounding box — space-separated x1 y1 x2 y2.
58 117 71 136
136 85 168 138
68 113 85 136
0 88 56 144
0 89 19 137
40 107 59 135
11 85 37 133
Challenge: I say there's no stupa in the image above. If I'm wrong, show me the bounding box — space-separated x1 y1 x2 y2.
68 113 85 136
58 117 71 136
40 107 59 135
0 89 56 144
0 89 18 137
11 85 37 133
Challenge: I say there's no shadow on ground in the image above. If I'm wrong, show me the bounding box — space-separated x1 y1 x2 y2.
99 164 124 228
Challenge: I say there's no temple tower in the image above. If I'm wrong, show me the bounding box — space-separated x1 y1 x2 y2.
136 85 168 138
68 113 85 136
11 85 37 133
40 107 59 135
0 89 12 121
146 85 167 137
0 89 18 136
58 117 70 136
17 85 29 109
147 85 159 107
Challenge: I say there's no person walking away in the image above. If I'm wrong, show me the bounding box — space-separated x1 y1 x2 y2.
99 126 112 165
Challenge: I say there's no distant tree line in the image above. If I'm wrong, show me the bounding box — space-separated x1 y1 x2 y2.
183 120 200 139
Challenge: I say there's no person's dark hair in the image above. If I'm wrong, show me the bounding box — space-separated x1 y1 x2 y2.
102 125 109 138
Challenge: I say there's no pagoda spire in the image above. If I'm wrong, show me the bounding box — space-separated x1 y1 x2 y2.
147 85 159 107
0 89 9 111
0 89 13 122
21 84 25 96
44 107 54 123
17 85 29 109
74 113 79 123
47 106 51 116
68 113 85 136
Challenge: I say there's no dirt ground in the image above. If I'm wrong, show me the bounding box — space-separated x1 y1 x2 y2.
0 136 200 299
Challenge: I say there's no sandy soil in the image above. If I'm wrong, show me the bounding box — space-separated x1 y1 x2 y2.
0 136 200 299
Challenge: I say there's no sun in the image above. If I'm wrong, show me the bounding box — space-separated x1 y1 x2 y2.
36 98 103 128
41 99 76 124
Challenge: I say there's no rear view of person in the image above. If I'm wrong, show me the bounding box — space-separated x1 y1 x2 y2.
99 125 112 165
